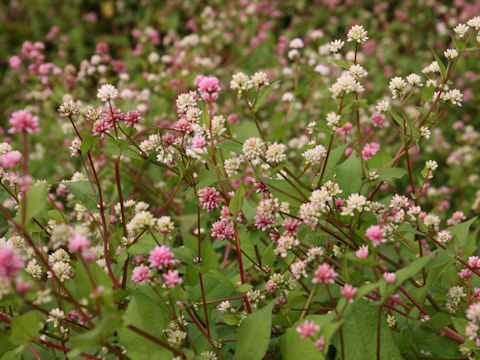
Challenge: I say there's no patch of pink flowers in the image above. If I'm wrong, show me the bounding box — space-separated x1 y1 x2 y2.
9 110 40 134
312 263 338 284
0 151 21 168
296 320 319 339
163 269 181 288
68 235 91 252
341 284 358 303
199 186 223 212
131 265 149 283
0 246 24 279
365 225 386 247
361 142 380 160
148 245 177 268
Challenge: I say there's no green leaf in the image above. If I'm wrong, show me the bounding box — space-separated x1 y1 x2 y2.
393 254 432 288
65 181 98 211
429 46 446 79
71 312 121 350
253 80 280 113
451 36 466 52
331 58 350 70
9 312 42 345
280 326 325 360
234 301 275 360
376 167 407 181
337 300 403 360
217 140 243 154
15 183 48 225
117 291 171 360
80 136 100 153
335 152 363 195
448 217 477 253
229 185 245 216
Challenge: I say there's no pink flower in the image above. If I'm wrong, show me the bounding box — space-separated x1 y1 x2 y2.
199 187 223 212
192 135 207 149
9 110 40 134
341 284 357 303
148 245 177 268
362 142 380 161
469 256 480 269
68 235 91 252
124 110 144 127
163 269 181 288
131 265 149 283
383 272 396 284
211 220 234 240
356 245 369 258
0 247 24 279
372 113 386 128
365 225 386 247
9 55 21 69
312 263 338 284
0 151 21 168
296 320 319 339
314 336 325 350
282 219 300 235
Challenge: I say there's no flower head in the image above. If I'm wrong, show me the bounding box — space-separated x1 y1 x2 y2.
9 110 40 134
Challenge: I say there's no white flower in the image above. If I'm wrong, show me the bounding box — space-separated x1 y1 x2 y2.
444 49 458 60
467 16 480 30
69 138 82 157
329 72 364 97
441 89 463 106
326 112 340 129
375 100 390 113
437 230 452 243
289 38 304 49
420 126 431 139
230 72 253 93
329 39 344 53
242 137 265 162
389 77 407 99
406 73 423 87
454 23 469 38
288 49 299 60
425 160 438 171
47 308 65 328
0 143 12 155
422 61 441 74
341 193 367 216
282 92 294 102
97 84 118 102
302 145 326 165
265 143 287 163
251 71 269 87
347 25 368 44
349 64 368 79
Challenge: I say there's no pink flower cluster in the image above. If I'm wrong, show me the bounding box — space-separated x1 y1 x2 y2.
199 187 223 212
195 75 220 101
68 235 91 252
312 263 338 284
148 245 177 268
362 142 380 160
9 110 40 134
365 225 386 247
0 246 24 279
0 151 21 168
131 265 149 283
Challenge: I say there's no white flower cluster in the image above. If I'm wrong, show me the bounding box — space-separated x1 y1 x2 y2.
329 72 364 97
97 84 118 102
302 145 326 165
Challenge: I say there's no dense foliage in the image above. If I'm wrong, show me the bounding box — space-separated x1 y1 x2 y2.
1 1 480 359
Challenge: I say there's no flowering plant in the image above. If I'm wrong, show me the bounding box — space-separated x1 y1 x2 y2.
1 2 480 359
